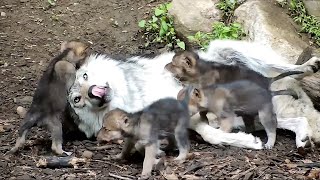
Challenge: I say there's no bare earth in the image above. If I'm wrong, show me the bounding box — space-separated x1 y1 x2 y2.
1 0 320 179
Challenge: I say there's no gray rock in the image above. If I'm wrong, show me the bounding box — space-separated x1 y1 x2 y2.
14 96 33 105
314 48 320 57
16 106 27 119
82 150 93 159
235 0 310 64
169 0 222 36
0 12 6 17
302 0 320 21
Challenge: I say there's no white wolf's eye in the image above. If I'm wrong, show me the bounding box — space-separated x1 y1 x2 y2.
83 73 88 80
74 96 81 103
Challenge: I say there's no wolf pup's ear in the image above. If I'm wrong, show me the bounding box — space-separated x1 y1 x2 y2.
122 116 130 127
183 51 198 68
177 87 187 100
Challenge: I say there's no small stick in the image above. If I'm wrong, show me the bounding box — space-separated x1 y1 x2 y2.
91 159 127 170
182 162 216 175
109 173 133 180
297 162 320 168
86 144 113 151
231 167 255 179
36 156 86 169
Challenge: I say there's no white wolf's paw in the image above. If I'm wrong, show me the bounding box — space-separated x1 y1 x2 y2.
264 143 274 150
174 154 187 164
301 57 320 75
296 136 312 148
295 118 312 148
251 137 263 150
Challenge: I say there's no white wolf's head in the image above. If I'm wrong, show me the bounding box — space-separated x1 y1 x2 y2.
68 54 129 137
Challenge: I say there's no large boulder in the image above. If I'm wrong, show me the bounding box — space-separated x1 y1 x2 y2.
234 0 310 64
302 0 320 21
299 47 320 111
169 0 222 36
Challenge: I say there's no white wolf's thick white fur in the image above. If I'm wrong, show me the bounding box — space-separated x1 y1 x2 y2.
69 39 320 149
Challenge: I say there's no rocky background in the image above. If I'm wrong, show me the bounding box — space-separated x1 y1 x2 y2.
170 0 320 63
170 0 320 110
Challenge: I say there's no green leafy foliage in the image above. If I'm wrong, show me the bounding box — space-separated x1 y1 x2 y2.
188 22 244 50
286 0 320 46
47 0 57 6
188 0 245 50
216 0 241 24
138 3 185 50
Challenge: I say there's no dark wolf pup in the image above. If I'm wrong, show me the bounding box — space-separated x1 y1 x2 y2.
7 41 88 156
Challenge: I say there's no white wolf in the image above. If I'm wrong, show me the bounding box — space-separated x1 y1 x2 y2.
68 40 320 149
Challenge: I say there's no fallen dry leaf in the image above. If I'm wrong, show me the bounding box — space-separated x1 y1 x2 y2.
285 163 298 169
193 152 201 156
160 172 178 180
0 125 4 132
307 169 320 179
302 159 313 164
181 174 201 180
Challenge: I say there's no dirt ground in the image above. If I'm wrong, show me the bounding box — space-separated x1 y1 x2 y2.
1 0 320 179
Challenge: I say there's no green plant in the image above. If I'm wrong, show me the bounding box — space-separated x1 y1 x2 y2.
47 0 57 6
287 0 320 46
188 22 245 50
138 3 185 50
276 0 288 8
216 0 241 24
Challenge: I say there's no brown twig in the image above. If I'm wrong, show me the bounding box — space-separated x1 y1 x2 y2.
231 167 255 179
86 145 113 151
36 156 86 169
91 159 127 170
182 162 216 175
297 162 320 168
109 173 133 180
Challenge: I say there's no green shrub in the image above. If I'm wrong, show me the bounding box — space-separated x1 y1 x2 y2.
47 0 57 6
287 0 320 46
216 0 244 24
188 22 244 50
188 0 245 50
138 3 185 50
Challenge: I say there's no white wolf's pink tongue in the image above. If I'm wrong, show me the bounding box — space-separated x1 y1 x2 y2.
92 86 106 98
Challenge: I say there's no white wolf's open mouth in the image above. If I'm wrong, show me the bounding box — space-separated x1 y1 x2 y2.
88 85 112 107
89 85 107 98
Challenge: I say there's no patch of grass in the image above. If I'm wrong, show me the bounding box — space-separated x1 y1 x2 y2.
138 3 185 50
188 0 245 50
216 0 240 24
287 0 320 46
277 0 288 8
188 22 244 50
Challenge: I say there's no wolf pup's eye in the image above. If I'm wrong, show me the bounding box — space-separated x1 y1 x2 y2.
74 96 81 103
83 73 88 80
